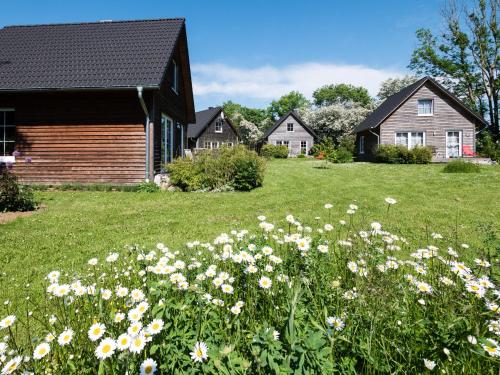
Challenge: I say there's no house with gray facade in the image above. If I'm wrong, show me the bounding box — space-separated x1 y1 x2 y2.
354 76 487 161
263 110 316 156
187 107 239 149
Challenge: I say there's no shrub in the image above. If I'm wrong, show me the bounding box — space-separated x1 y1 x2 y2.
137 181 160 193
477 132 500 161
1 198 497 373
443 160 481 173
375 145 432 164
260 144 289 159
0 169 36 212
167 145 265 191
410 146 433 164
296 154 306 159
311 138 354 163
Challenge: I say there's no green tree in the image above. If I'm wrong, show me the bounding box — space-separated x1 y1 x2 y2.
377 76 419 101
409 0 499 135
267 91 310 120
222 101 268 130
313 83 372 107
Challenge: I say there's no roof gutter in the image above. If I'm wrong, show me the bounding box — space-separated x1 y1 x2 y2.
137 86 150 181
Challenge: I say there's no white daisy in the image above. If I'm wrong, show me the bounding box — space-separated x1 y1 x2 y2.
190 341 208 363
95 338 116 360
326 316 345 331
140 358 158 375
129 334 147 354
147 319 164 335
385 197 397 205
57 328 73 346
1 356 22 374
88 323 106 342
0 315 16 329
423 358 436 370
116 333 131 350
259 276 272 289
33 342 50 360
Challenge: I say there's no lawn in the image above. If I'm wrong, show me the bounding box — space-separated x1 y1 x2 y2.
1 159 499 309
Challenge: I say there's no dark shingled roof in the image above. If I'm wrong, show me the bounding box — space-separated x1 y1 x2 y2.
187 107 222 138
263 110 317 139
0 18 185 91
354 76 487 133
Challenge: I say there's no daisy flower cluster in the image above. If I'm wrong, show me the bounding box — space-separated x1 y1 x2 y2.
0 198 498 373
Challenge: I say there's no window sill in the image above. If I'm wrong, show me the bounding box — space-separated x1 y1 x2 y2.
417 114 433 117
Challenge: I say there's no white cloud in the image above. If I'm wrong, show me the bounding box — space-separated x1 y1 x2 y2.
192 62 405 107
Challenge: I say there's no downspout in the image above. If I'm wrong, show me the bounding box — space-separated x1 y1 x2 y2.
137 87 150 181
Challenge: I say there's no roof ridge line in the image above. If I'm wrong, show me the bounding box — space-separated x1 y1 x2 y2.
1 17 185 29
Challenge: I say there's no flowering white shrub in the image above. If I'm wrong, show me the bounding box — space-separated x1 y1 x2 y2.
300 103 372 142
0 199 498 373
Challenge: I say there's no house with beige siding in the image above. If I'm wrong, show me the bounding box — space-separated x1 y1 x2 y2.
354 77 488 161
263 110 316 156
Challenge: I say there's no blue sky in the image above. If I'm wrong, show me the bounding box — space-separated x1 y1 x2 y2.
0 0 447 109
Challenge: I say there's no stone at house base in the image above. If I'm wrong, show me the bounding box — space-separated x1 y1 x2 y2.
153 174 173 190
432 157 494 165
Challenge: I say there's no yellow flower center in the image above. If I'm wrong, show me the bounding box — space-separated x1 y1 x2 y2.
102 344 111 354
145 365 153 374
93 328 101 335
196 348 203 357
39 348 46 355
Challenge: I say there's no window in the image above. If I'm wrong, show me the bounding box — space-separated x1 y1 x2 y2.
417 99 433 116
215 119 223 133
1 109 15 159
227 142 233 147
171 59 179 94
395 131 425 149
204 141 211 149
411 132 424 147
395 132 409 147
359 136 365 154
161 114 173 164
300 141 307 154
211 142 218 149
287 123 294 132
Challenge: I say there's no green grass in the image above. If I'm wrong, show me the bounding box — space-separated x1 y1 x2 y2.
1 159 499 309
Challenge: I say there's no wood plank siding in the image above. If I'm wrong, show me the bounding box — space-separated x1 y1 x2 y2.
195 113 238 149
267 114 314 156
379 82 476 158
14 124 145 184
1 90 147 184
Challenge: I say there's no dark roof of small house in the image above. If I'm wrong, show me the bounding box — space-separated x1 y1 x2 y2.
263 110 317 139
354 76 487 133
0 18 185 91
187 107 239 139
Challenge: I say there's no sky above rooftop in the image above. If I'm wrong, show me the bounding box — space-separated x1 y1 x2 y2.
0 0 448 110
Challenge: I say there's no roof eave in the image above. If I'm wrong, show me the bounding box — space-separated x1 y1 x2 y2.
0 84 159 93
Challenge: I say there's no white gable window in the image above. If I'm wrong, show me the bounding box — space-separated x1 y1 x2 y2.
171 59 179 94
287 123 294 132
359 136 365 154
215 119 223 133
395 132 425 149
417 99 433 116
1 109 15 162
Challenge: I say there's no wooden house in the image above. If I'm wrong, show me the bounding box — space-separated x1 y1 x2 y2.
0 18 195 184
354 77 487 161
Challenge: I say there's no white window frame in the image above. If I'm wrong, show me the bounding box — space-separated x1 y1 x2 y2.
211 141 219 149
287 123 294 132
227 142 233 147
204 141 211 149
359 136 365 154
417 99 433 116
214 119 223 133
300 140 307 154
1 108 16 162
446 130 462 158
171 59 179 94
394 131 426 149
